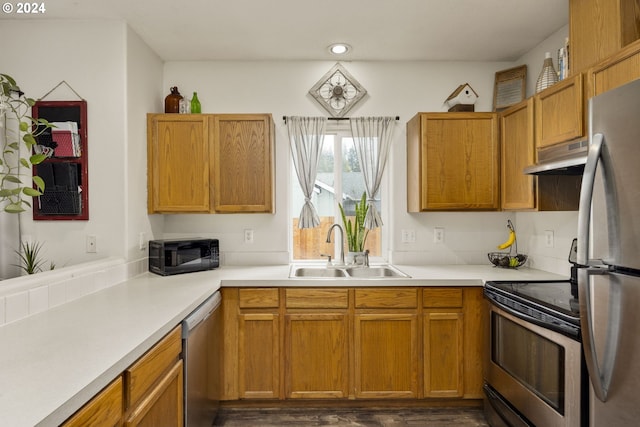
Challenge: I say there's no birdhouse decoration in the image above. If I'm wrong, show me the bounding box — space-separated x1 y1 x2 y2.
444 83 478 112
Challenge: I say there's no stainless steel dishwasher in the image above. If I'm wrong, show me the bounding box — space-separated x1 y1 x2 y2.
182 291 222 427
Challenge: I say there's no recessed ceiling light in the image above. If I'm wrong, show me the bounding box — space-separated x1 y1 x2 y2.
329 43 351 55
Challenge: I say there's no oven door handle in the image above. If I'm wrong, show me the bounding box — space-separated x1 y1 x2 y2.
488 295 555 330
579 267 618 402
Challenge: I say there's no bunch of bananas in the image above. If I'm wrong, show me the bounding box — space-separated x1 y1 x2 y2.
497 220 516 250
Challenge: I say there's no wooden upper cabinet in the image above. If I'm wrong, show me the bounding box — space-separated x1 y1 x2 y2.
147 114 211 213
570 0 640 75
213 114 275 213
407 113 499 212
534 74 585 150
500 99 536 211
147 113 275 214
588 38 640 98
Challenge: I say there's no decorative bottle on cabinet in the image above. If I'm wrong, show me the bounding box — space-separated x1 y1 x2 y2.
164 87 183 113
190 92 201 114
535 52 559 93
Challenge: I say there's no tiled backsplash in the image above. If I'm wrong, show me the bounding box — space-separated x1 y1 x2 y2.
0 257 148 326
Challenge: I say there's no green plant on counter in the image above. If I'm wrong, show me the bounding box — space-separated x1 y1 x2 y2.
13 240 50 275
339 192 369 252
1 73 52 213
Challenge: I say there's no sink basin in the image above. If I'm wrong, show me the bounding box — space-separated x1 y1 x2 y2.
292 267 347 278
289 265 409 279
345 266 409 278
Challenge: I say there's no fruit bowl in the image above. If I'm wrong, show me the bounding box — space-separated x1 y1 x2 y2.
488 252 528 269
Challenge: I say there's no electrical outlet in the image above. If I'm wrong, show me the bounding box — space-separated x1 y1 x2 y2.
544 230 555 248
401 229 416 243
139 232 147 251
86 235 97 253
434 227 445 244
244 229 254 244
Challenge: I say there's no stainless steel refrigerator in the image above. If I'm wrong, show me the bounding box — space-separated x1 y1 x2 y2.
578 78 640 426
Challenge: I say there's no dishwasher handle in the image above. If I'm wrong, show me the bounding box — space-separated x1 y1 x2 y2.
182 291 221 336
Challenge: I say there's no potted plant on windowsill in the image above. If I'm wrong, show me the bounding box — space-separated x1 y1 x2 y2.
1 73 52 213
339 192 369 266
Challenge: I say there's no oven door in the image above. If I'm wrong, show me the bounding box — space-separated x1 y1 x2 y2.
485 302 583 427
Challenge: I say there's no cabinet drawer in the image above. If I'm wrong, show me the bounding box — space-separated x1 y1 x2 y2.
239 288 279 308
355 288 418 308
62 376 123 427
285 288 348 309
125 325 182 409
423 288 463 308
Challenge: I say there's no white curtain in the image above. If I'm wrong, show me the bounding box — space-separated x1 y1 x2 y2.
286 116 327 228
349 116 395 229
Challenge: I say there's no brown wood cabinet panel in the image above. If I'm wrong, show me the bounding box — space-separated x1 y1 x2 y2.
62 377 123 427
354 288 418 308
407 113 499 211
285 313 349 398
423 288 463 308
500 99 536 211
423 311 464 398
212 114 274 213
588 38 640 97
354 313 419 398
124 360 183 427
570 0 640 74
462 287 485 398
534 74 585 150
125 326 182 409
238 313 280 399
147 114 211 213
285 288 349 309
238 288 279 308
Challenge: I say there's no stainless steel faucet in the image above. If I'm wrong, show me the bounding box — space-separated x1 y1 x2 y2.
326 223 345 265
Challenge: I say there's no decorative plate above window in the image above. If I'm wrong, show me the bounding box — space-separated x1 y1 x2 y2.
309 63 366 117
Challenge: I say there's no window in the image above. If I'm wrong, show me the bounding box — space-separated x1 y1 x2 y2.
291 130 384 261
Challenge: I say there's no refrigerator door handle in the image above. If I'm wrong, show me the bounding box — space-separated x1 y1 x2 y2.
577 133 604 265
579 267 620 402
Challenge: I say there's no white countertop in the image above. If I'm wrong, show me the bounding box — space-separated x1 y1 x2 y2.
0 264 567 426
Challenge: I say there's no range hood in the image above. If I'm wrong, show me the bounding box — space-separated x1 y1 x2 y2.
523 139 588 175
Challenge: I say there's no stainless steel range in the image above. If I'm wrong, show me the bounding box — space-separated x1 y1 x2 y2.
483 240 587 427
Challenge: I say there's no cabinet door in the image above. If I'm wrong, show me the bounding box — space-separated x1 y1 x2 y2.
147 114 211 213
569 0 640 74
285 313 349 398
500 99 536 210
354 313 419 398
62 377 123 427
238 312 280 399
407 113 499 211
124 360 184 427
212 114 274 213
423 310 464 397
534 74 584 150
588 38 640 97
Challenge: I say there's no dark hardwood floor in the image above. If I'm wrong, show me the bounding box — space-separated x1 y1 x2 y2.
213 406 489 426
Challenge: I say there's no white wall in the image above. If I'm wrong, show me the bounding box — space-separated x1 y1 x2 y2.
125 26 165 260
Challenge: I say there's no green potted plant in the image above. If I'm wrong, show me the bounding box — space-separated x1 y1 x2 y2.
1 73 52 213
339 192 369 265
13 240 48 275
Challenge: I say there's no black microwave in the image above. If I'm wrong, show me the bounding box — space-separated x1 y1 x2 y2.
149 238 219 276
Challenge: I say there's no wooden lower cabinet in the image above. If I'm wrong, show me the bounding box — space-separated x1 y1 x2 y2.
285 313 349 398
62 377 123 427
222 286 485 403
62 326 183 427
238 312 280 399
354 313 418 398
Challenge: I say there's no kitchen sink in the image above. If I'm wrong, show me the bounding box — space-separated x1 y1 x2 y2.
289 265 410 279
292 267 348 278
345 266 409 278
